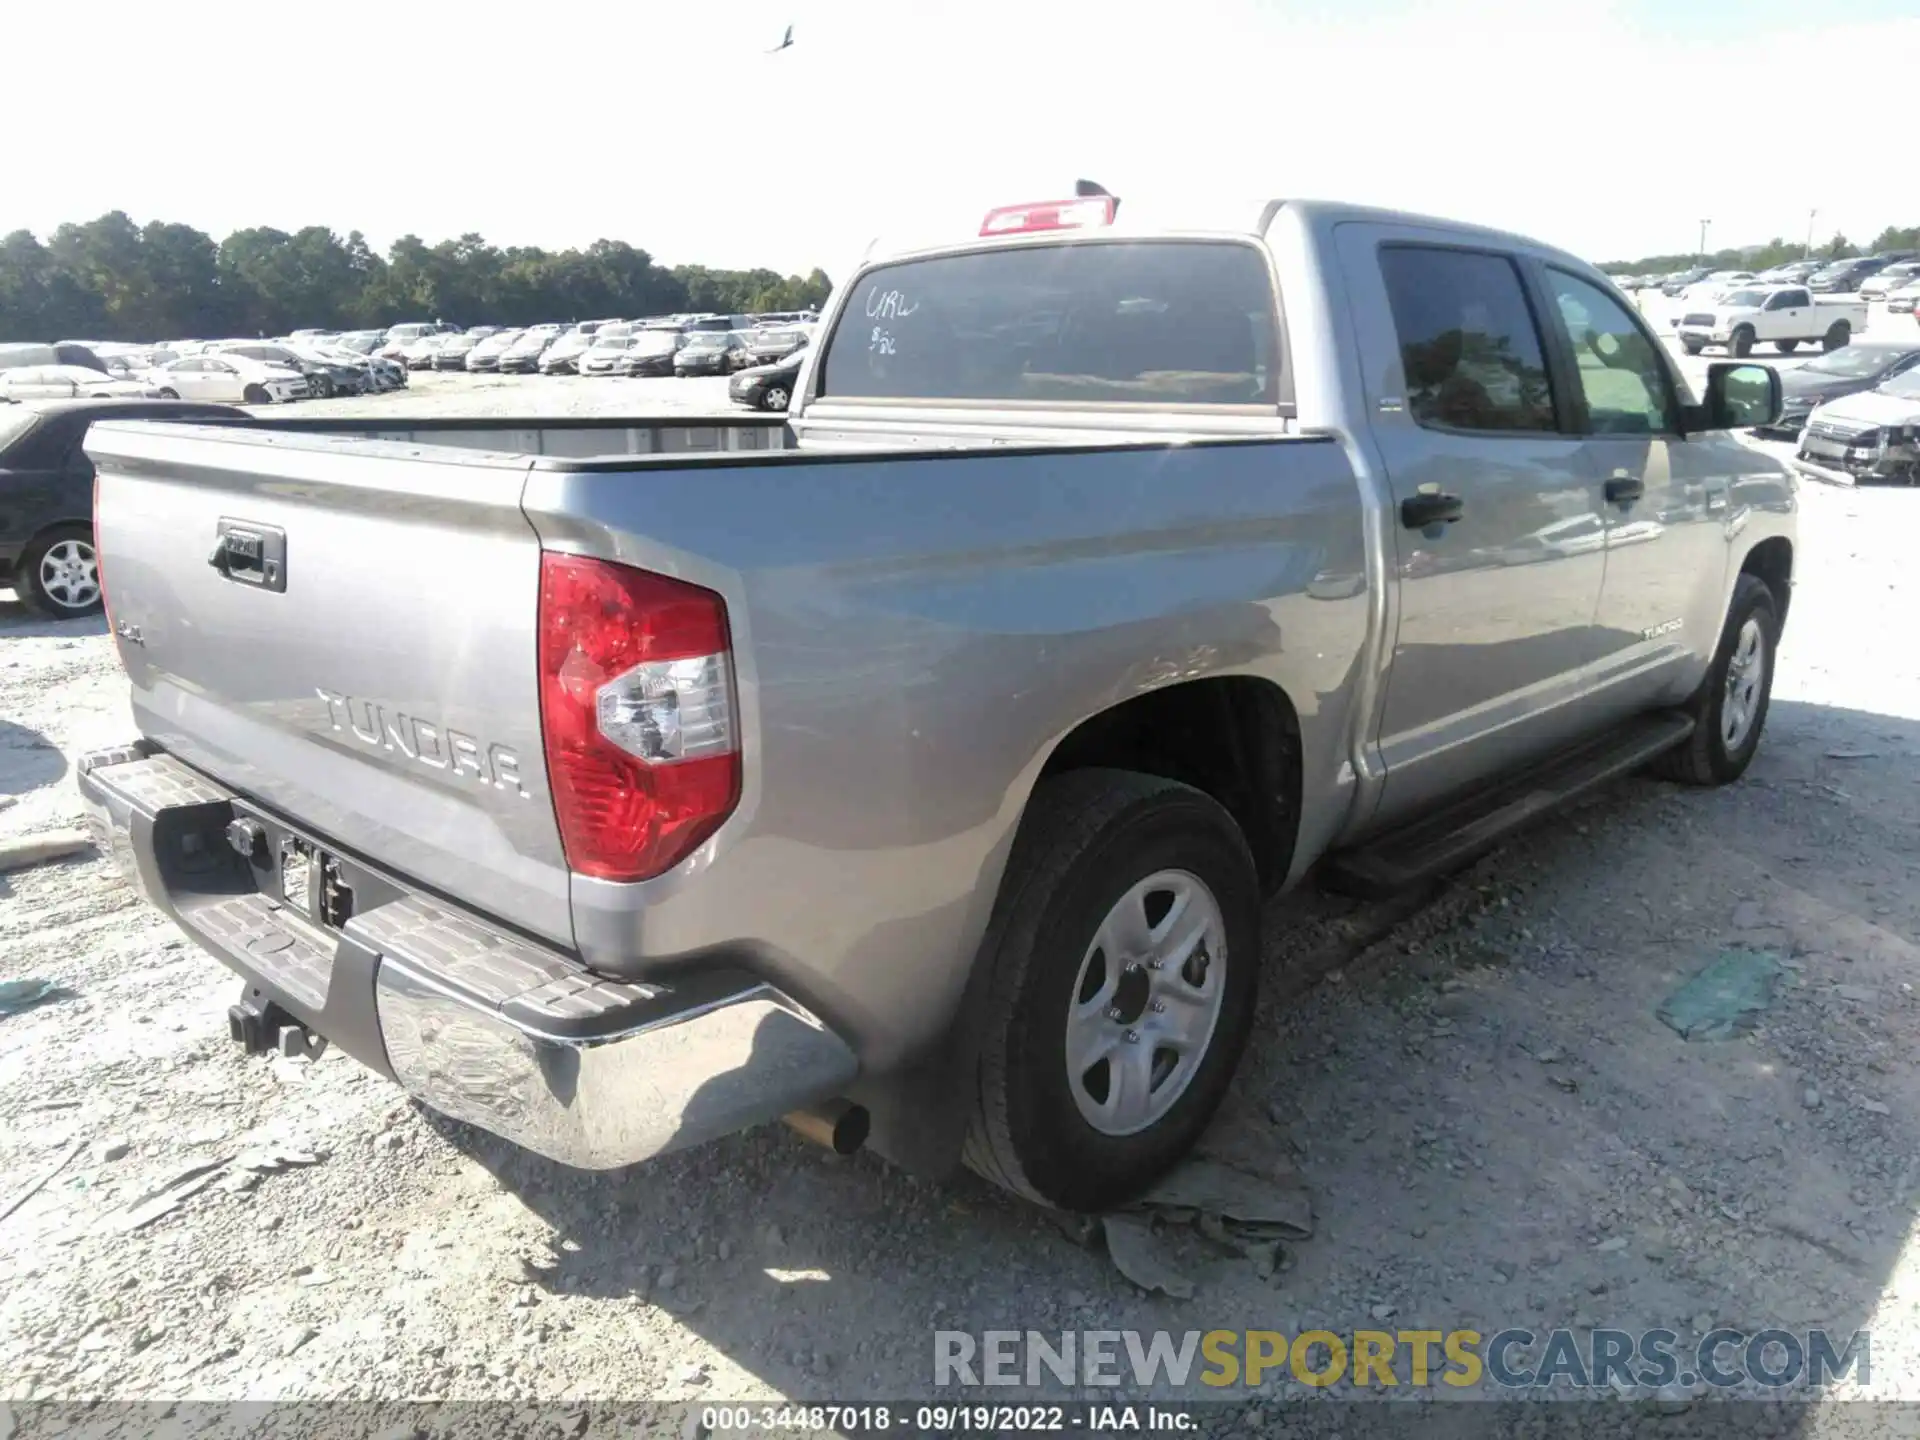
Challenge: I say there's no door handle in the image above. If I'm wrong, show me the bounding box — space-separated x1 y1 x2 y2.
1605 475 1645 504
1400 491 1464 529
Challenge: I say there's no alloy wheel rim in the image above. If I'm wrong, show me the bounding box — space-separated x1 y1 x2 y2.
40 539 99 611
1721 616 1766 751
1065 869 1227 1137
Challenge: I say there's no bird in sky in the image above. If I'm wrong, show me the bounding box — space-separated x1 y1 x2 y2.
768 24 794 53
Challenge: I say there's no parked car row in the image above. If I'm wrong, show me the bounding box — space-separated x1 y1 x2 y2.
377 312 817 383
4 312 821 410
1615 253 1920 313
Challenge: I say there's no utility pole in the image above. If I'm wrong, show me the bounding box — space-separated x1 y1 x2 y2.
1698 219 1711 261
1804 209 1818 259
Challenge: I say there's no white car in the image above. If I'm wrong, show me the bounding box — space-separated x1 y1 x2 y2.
1676 284 1866 357
155 353 310 404
1668 270 1756 320
0 365 163 400
1886 281 1920 318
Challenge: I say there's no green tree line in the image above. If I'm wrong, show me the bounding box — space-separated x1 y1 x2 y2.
1602 223 1920 277
0 212 834 343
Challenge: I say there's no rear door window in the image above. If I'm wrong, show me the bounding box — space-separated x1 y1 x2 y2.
819 240 1280 406
1378 245 1558 434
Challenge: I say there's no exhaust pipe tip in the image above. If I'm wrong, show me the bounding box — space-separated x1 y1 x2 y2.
783 1099 869 1156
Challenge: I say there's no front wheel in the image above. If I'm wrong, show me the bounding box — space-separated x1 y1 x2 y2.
1728 326 1754 358
1681 339 1704 356
761 384 791 411
1775 339 1799 354
1652 574 1779 786
242 384 270 404
962 769 1262 1211
19 525 103 618
157 388 179 400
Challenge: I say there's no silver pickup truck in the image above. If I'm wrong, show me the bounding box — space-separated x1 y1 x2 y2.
80 195 1795 1212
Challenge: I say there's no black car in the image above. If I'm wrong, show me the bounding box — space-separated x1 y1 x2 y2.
1760 341 1920 437
674 331 751 377
2 398 245 617
1807 257 1891 293
1660 267 1711 297
728 342 806 411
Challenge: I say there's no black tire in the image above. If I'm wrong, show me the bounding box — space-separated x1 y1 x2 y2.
315 376 334 399
157 388 179 400
1823 321 1851 352
242 384 270 404
1728 326 1754 358
761 384 791 411
1775 339 1799 354
1652 574 1779 787
18 524 103 619
1681 339 1704 356
962 769 1262 1211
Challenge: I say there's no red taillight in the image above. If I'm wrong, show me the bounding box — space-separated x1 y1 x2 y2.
979 196 1117 237
537 552 740 882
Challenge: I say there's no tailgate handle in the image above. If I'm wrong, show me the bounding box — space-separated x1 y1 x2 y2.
208 519 287 593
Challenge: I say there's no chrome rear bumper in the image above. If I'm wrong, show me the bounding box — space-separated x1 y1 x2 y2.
77 746 856 1169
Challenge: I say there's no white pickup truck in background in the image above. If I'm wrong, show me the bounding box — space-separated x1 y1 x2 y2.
1677 284 1866 357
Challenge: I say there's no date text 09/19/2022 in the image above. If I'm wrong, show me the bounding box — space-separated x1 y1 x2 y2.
699 1405 1192 1433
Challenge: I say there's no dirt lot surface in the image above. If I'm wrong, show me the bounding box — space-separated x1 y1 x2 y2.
3 364 1919 1433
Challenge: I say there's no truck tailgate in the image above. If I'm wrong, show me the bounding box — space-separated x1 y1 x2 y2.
86 422 573 947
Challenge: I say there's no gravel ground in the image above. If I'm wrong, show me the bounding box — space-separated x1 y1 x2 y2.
3 362 1919 1432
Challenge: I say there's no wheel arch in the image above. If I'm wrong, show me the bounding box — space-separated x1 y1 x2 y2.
1034 674 1305 896
850 673 1306 1180
1740 534 1793 631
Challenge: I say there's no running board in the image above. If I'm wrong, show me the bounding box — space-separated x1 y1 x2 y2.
1321 712 1696 897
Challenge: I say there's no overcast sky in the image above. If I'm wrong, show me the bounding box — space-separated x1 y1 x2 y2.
9 0 1915 278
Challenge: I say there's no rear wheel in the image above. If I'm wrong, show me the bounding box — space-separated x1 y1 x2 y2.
1652 574 1779 787
761 384 791 411
19 525 102 619
1775 339 1799 354
157 388 179 400
1728 326 1755 358
962 770 1262 1211
242 384 270 404
1824 321 1851 352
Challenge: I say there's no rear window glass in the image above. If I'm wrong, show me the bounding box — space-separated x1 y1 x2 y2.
0 409 43 453
819 241 1279 406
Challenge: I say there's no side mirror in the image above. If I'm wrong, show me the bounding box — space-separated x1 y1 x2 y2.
1692 362 1781 431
